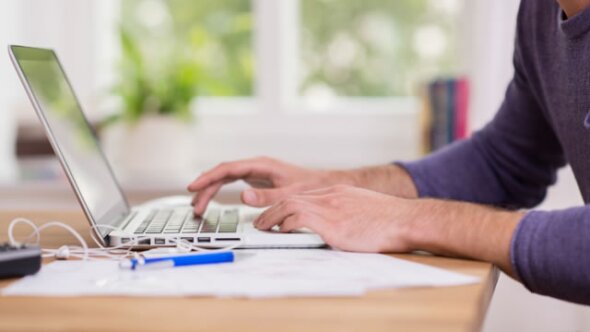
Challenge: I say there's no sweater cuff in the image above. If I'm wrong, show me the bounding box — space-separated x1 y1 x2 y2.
510 206 590 304
509 211 533 287
394 161 434 199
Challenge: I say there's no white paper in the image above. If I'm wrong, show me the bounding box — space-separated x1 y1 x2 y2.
2 250 479 298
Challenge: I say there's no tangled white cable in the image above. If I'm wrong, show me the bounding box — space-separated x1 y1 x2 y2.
8 218 243 261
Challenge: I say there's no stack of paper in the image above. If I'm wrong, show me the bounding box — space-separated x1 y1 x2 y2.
2 250 479 298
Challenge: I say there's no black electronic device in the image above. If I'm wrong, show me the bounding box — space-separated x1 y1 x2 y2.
0 242 42 279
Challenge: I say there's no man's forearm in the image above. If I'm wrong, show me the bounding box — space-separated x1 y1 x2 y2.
334 163 523 275
403 199 523 277
334 164 418 199
338 164 522 275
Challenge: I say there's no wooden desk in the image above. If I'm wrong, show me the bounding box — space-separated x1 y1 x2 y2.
0 209 498 332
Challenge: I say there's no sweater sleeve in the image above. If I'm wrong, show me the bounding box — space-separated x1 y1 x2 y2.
398 23 566 209
512 207 590 305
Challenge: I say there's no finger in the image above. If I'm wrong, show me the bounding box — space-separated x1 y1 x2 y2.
191 180 223 208
187 159 276 192
241 185 299 207
192 181 224 216
255 197 320 231
279 214 305 233
257 200 331 242
278 211 329 237
254 199 302 231
191 184 218 206
243 176 273 189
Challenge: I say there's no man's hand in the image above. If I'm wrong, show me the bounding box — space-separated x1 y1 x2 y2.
187 156 418 216
187 157 353 215
254 185 415 252
254 184 523 277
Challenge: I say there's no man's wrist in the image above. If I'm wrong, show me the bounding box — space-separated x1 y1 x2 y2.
322 170 359 187
400 198 524 275
399 199 438 252
332 165 418 198
387 164 419 198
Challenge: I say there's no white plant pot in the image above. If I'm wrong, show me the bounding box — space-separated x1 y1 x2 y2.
102 115 197 185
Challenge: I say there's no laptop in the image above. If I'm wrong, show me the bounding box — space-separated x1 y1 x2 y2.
9 45 325 249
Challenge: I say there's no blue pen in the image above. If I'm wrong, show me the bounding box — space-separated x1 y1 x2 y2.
119 251 234 270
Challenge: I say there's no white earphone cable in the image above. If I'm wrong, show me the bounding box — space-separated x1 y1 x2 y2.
8 218 242 261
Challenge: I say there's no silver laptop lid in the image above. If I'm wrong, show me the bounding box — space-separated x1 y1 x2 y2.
9 45 130 240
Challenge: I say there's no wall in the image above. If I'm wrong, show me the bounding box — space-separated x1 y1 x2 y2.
0 1 20 182
464 0 520 129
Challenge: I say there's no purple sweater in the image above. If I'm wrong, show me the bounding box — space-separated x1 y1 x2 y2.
400 0 590 305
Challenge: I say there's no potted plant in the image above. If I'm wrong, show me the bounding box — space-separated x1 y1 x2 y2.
101 26 200 184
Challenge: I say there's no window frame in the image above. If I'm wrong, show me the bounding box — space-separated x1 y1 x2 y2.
27 0 444 120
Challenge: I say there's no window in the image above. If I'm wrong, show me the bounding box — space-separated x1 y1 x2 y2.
109 0 465 167
117 0 463 110
300 0 462 98
120 0 254 97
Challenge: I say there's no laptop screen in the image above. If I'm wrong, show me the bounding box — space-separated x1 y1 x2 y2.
10 46 129 237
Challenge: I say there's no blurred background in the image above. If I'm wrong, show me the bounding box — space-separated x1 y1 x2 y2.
0 0 588 330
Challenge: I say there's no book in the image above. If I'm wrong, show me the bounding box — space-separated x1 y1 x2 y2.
422 77 470 153
454 78 469 140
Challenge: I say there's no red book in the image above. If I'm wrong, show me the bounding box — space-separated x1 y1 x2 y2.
454 78 470 139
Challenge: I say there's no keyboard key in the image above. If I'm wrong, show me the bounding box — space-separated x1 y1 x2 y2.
182 225 200 230
181 216 202 233
134 225 148 234
144 210 157 221
204 209 220 223
164 211 190 233
200 224 218 233
200 219 218 233
155 209 173 218
218 224 238 233
184 217 201 226
168 211 189 226
220 209 239 225
134 210 157 234
200 209 220 233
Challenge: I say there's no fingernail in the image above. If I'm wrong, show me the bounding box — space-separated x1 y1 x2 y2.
243 190 258 204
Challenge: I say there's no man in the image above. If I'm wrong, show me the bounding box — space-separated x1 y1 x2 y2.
188 0 590 305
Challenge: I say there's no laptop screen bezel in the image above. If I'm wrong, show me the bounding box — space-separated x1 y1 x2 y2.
8 45 131 242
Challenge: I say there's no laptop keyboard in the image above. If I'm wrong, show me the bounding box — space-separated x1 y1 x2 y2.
133 208 239 235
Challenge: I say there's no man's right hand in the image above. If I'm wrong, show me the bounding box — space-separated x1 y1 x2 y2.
187 157 352 215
